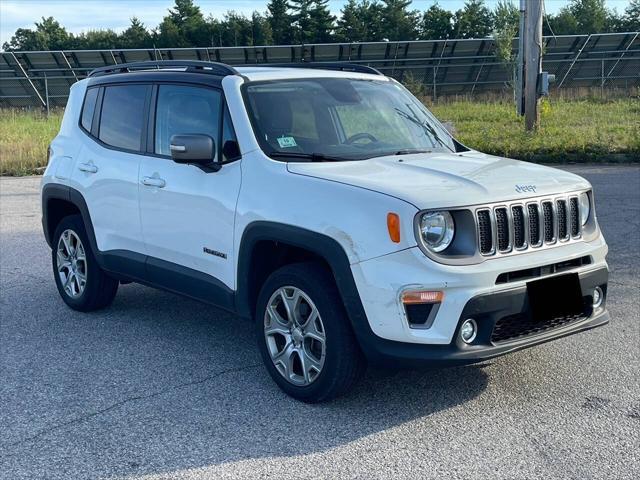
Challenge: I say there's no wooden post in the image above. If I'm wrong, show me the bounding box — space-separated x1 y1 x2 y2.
516 0 525 116
524 0 543 131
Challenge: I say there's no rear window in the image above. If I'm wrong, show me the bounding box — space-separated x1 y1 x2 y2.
80 87 98 132
98 85 148 151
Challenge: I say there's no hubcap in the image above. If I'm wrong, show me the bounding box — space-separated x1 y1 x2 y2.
264 286 326 386
56 229 87 298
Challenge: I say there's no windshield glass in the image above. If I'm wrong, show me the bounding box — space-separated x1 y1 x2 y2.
244 78 456 161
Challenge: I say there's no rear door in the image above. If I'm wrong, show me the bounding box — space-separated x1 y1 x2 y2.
138 83 242 291
73 83 150 255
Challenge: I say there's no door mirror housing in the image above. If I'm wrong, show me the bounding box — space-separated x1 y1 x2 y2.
170 134 219 171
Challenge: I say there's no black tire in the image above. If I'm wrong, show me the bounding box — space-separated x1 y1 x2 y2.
51 215 118 312
256 262 366 403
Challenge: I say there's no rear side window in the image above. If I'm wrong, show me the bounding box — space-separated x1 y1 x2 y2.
154 84 221 157
99 85 148 151
80 87 98 132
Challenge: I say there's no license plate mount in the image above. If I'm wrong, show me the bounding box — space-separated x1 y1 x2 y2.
527 273 584 322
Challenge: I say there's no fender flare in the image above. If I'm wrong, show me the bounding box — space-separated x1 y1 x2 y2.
41 183 100 256
236 221 376 352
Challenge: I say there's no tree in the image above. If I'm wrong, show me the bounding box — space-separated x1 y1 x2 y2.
569 0 609 33
251 11 274 46
74 29 120 49
157 0 207 47
289 0 315 43
453 0 493 39
419 2 454 40
267 0 292 44
622 0 640 31
120 18 152 49
492 1 519 91
380 0 419 41
309 0 336 43
546 10 578 35
3 17 72 51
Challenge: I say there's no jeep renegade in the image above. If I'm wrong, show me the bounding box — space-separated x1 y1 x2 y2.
41 61 609 402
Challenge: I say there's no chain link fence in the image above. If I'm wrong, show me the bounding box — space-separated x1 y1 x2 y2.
1 33 638 109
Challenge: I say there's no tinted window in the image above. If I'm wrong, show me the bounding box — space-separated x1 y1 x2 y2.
99 85 148 151
154 85 221 158
81 87 98 132
221 106 240 162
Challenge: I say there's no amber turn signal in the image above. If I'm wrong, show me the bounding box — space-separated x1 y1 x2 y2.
401 290 444 305
387 213 400 243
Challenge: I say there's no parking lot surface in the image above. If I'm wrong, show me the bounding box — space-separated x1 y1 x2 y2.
1 165 639 479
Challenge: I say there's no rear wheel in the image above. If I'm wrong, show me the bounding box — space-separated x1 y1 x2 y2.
256 262 365 402
52 215 118 311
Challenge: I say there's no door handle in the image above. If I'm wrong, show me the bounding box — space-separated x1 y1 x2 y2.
78 162 98 173
142 176 166 188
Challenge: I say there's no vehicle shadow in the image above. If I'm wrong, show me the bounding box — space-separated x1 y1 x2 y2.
1 278 489 479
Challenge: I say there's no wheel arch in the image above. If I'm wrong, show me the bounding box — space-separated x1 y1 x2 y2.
42 183 99 256
236 221 374 347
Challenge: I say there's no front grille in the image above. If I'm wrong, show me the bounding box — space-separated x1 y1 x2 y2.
512 206 525 248
528 204 541 246
557 199 568 240
475 194 582 257
477 210 493 254
542 201 554 242
495 208 510 251
569 197 580 237
491 312 587 343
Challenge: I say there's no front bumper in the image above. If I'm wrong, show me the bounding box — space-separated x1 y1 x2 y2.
355 266 609 367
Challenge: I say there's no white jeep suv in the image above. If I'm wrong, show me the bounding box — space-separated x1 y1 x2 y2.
42 61 609 402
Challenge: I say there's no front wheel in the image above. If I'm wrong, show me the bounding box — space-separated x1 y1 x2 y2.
256 262 366 402
52 215 118 311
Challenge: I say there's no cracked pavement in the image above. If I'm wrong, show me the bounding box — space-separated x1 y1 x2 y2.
1 165 639 479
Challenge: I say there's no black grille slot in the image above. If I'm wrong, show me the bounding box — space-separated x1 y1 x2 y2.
557 199 568 240
542 201 554 242
495 208 510 251
528 204 540 246
512 206 525 248
405 303 435 327
477 210 493 254
569 197 580 236
491 312 587 343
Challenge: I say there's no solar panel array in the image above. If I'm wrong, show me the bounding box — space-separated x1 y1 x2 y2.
1 32 638 107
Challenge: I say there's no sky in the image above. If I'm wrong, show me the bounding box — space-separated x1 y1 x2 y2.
0 0 633 45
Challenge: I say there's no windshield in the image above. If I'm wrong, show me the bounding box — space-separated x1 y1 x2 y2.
244 78 456 161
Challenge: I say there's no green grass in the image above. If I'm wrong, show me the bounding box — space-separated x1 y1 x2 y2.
0 98 638 176
430 98 640 162
0 109 63 176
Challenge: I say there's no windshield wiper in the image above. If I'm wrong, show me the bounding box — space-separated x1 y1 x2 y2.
394 108 451 150
268 151 343 162
395 149 433 155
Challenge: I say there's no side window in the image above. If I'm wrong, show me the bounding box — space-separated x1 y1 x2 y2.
154 84 221 158
99 85 148 151
221 106 240 162
80 87 98 132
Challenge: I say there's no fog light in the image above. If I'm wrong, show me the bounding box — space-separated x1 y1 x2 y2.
460 318 477 344
593 286 603 308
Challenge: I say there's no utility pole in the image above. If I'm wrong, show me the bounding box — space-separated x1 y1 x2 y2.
517 0 544 131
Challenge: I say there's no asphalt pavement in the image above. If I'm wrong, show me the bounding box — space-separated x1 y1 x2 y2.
0 165 638 479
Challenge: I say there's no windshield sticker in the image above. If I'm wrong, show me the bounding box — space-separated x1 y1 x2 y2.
277 136 298 148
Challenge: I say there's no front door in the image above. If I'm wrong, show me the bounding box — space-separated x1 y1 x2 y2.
138 83 241 291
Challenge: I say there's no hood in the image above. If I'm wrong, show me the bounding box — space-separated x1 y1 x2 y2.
287 151 591 209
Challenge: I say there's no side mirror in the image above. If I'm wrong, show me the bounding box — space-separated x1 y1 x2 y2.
170 134 216 169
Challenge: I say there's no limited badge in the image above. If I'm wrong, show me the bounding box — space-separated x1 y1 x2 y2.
277 136 298 148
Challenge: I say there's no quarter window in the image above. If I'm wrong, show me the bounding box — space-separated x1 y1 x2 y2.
154 85 221 158
99 85 148 151
80 87 98 132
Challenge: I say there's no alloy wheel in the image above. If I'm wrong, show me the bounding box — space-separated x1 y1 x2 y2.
56 229 87 298
264 286 326 386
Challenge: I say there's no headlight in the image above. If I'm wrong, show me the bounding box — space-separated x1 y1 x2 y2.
579 192 590 225
418 211 455 252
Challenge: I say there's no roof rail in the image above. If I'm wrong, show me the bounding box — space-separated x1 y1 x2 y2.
88 60 238 78
247 62 383 76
